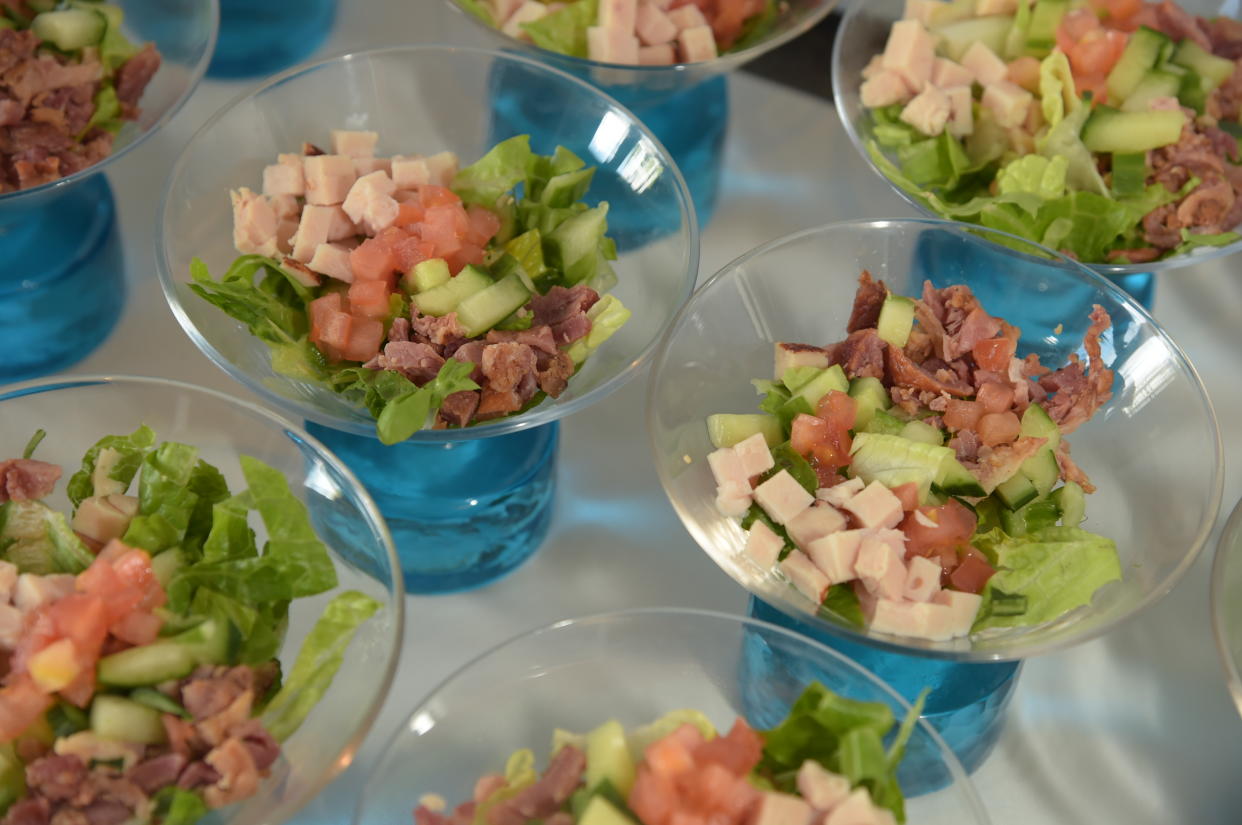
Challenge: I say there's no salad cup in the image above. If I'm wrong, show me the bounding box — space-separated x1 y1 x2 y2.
0 0 217 383
442 0 838 229
647 218 1221 771
0 374 403 825
353 608 991 825
1211 496 1242 718
158 45 698 594
830 0 1242 308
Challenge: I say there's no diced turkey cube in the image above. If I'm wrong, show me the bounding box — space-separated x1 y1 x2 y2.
824 788 895 825
14 574 74 613
787 504 846 549
0 604 20 647
780 550 831 604
230 187 279 256
303 154 357 206
599 0 638 32
708 446 750 490
754 470 814 525
503 1 548 40
647 0 673 8
903 0 946 26
904 554 943 602
588 25 640 63
327 206 358 241
678 25 717 62
277 152 302 168
854 534 907 600
275 217 298 254
960 41 1008 86
262 163 304 197
932 57 974 88
636 2 677 45
343 170 399 235
425 151 460 187
308 242 356 283
944 84 974 137
869 599 953 641
269 194 299 219
817 477 864 507
716 480 752 518
976 0 1017 14
981 80 1033 128
805 529 866 584
882 19 935 93
933 589 984 635
72 494 138 545
290 204 338 263
639 43 676 65
391 155 431 189
667 4 707 30
0 561 16 604
900 84 952 136
774 342 830 379
842 481 904 529
751 791 814 825
862 54 885 80
860 70 914 108
354 156 393 177
734 433 775 478
331 129 379 158
796 760 851 812
744 520 785 569
491 0 524 22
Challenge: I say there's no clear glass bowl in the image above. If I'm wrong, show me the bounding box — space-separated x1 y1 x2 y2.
647 218 1223 662
0 0 218 382
830 0 1242 276
157 44 698 443
1211 497 1242 718
353 608 991 825
0 375 404 825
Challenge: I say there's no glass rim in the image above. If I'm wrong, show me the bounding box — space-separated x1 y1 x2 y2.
827 0 1242 276
0 0 220 204
646 216 1224 662
157 42 700 443
353 605 991 825
0 372 407 818
1211 496 1242 718
443 0 842 74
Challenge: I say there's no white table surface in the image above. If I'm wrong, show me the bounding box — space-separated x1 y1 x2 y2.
63 2 1242 822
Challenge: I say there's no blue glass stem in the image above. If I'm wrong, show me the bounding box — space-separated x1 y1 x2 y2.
0 175 124 384
208 0 337 79
1107 271 1155 310
305 421 559 594
746 597 1020 790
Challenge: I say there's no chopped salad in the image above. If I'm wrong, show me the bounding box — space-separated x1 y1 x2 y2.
193 132 630 444
705 274 1121 642
857 0 1242 264
414 682 925 825
458 0 780 65
0 427 380 825
0 0 161 191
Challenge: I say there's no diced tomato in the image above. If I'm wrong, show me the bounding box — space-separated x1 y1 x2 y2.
58 666 95 709
444 243 485 275
309 293 344 341
666 812 706 825
0 676 53 741
791 413 830 458
109 548 165 611
373 225 410 251
350 238 399 283
11 610 57 676
348 279 392 321
693 719 762 777
465 205 502 246
645 734 695 779
1089 0 1141 21
394 201 425 227
316 310 353 361
418 184 461 208
943 399 983 431
47 594 108 662
972 337 1016 372
1056 7 1101 53
422 204 471 255
666 722 706 752
711 0 764 49
949 548 996 594
815 389 857 432
891 482 921 512
976 382 1014 415
629 764 677 825
1067 28 1128 81
110 610 163 647
341 318 385 363
809 461 848 490
392 236 437 273
977 411 1021 446
899 499 977 560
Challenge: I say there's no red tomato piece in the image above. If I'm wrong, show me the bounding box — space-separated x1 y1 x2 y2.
349 238 399 283
443 243 485 275
418 184 461 208
341 318 385 363
972 337 1016 372
976 382 1014 415
110 548 165 611
629 764 677 825
693 719 762 777
394 201 425 227
899 499 978 560
1007 56 1042 94
890 482 921 512
977 411 1021 446
393 237 437 273
465 205 502 246
47 594 109 661
111 610 163 647
1057 7 1100 53
815 389 857 432
943 399 983 431
309 293 344 343
645 734 696 779
0 676 54 740
790 413 830 458
950 548 996 594
316 311 353 362
348 279 392 321
58 667 95 709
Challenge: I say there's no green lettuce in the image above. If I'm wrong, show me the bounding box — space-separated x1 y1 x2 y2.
0 501 93 575
521 0 598 57
972 526 1121 632
21 429 45 461
731 0 779 53
818 583 864 627
1174 228 1242 255
452 135 535 208
564 294 630 364
122 442 203 553
453 0 494 26
239 455 338 598
1038 51 1079 130
374 359 481 445
65 424 156 508
996 154 1068 201
261 590 382 741
152 787 208 825
1036 102 1108 197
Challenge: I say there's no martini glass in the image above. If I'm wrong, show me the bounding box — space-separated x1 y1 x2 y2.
1211 496 1242 718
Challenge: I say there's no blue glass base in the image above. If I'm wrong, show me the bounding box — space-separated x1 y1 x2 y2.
305 421 559 594
0 175 124 383
746 597 1020 790
208 0 336 79
1106 271 1155 310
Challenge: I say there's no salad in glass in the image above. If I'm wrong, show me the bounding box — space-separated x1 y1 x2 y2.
705 273 1121 642
854 0 1242 264
0 427 380 825
192 130 631 445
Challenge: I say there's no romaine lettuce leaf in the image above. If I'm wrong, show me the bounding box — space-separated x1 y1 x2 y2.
730 0 779 53
188 257 308 347
1174 228 1241 254
200 491 257 564
1038 51 1079 129
521 0 598 58
1036 102 1108 197
66 425 156 508
240 455 338 598
122 442 202 553
1 501 93 574
452 135 535 208
151 787 208 825
996 154 1068 200
818 583 864 627
375 359 480 445
453 0 494 26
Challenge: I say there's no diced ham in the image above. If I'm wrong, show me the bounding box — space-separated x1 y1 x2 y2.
229 187 279 256
786 504 846 549
744 521 784 569
944 85 974 137
262 163 304 197
824 788 895 825
753 470 814 525
353 156 392 177
303 154 357 206
636 3 677 45
667 4 707 30
860 70 914 108
290 204 337 263
678 25 717 62
751 791 814 825
707 447 750 491
639 43 677 65
330 129 378 158
599 0 637 32
424 152 459 187
900 84 951 136
981 80 1033 128
932 57 974 88
588 26 640 64
805 529 865 584
816 477 864 507
960 41 1008 86
779 551 830 604
903 554 942 602
502 1 548 40
342 170 399 235
868 599 951 641
733 433 775 478
307 243 355 282
14 574 74 613
796 760 851 812
841 481 903 529
854 534 907 600
882 19 935 92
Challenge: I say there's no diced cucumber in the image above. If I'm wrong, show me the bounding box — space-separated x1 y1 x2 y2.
541 168 595 208
1051 480 1086 526
1119 70 1182 113
411 265 492 317
98 643 197 687
1106 26 1172 104
1110 152 1147 197
129 687 191 719
1177 70 1210 114
899 420 943 446
1025 0 1068 56
455 273 532 337
90 695 167 745
862 408 906 436
933 15 1013 61
1019 402 1060 449
850 433 955 506
999 495 1061 537
781 365 822 393
1019 446 1060 497
936 456 986 497
150 547 186 589
585 720 635 797
31 9 104 51
795 364 849 409
848 376 890 430
1171 39 1236 89
172 616 240 666
707 414 782 448
400 258 450 294
876 295 916 348
928 0 977 27
579 796 639 825
1081 107 1187 153
994 471 1038 510
154 608 204 637
546 204 608 285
